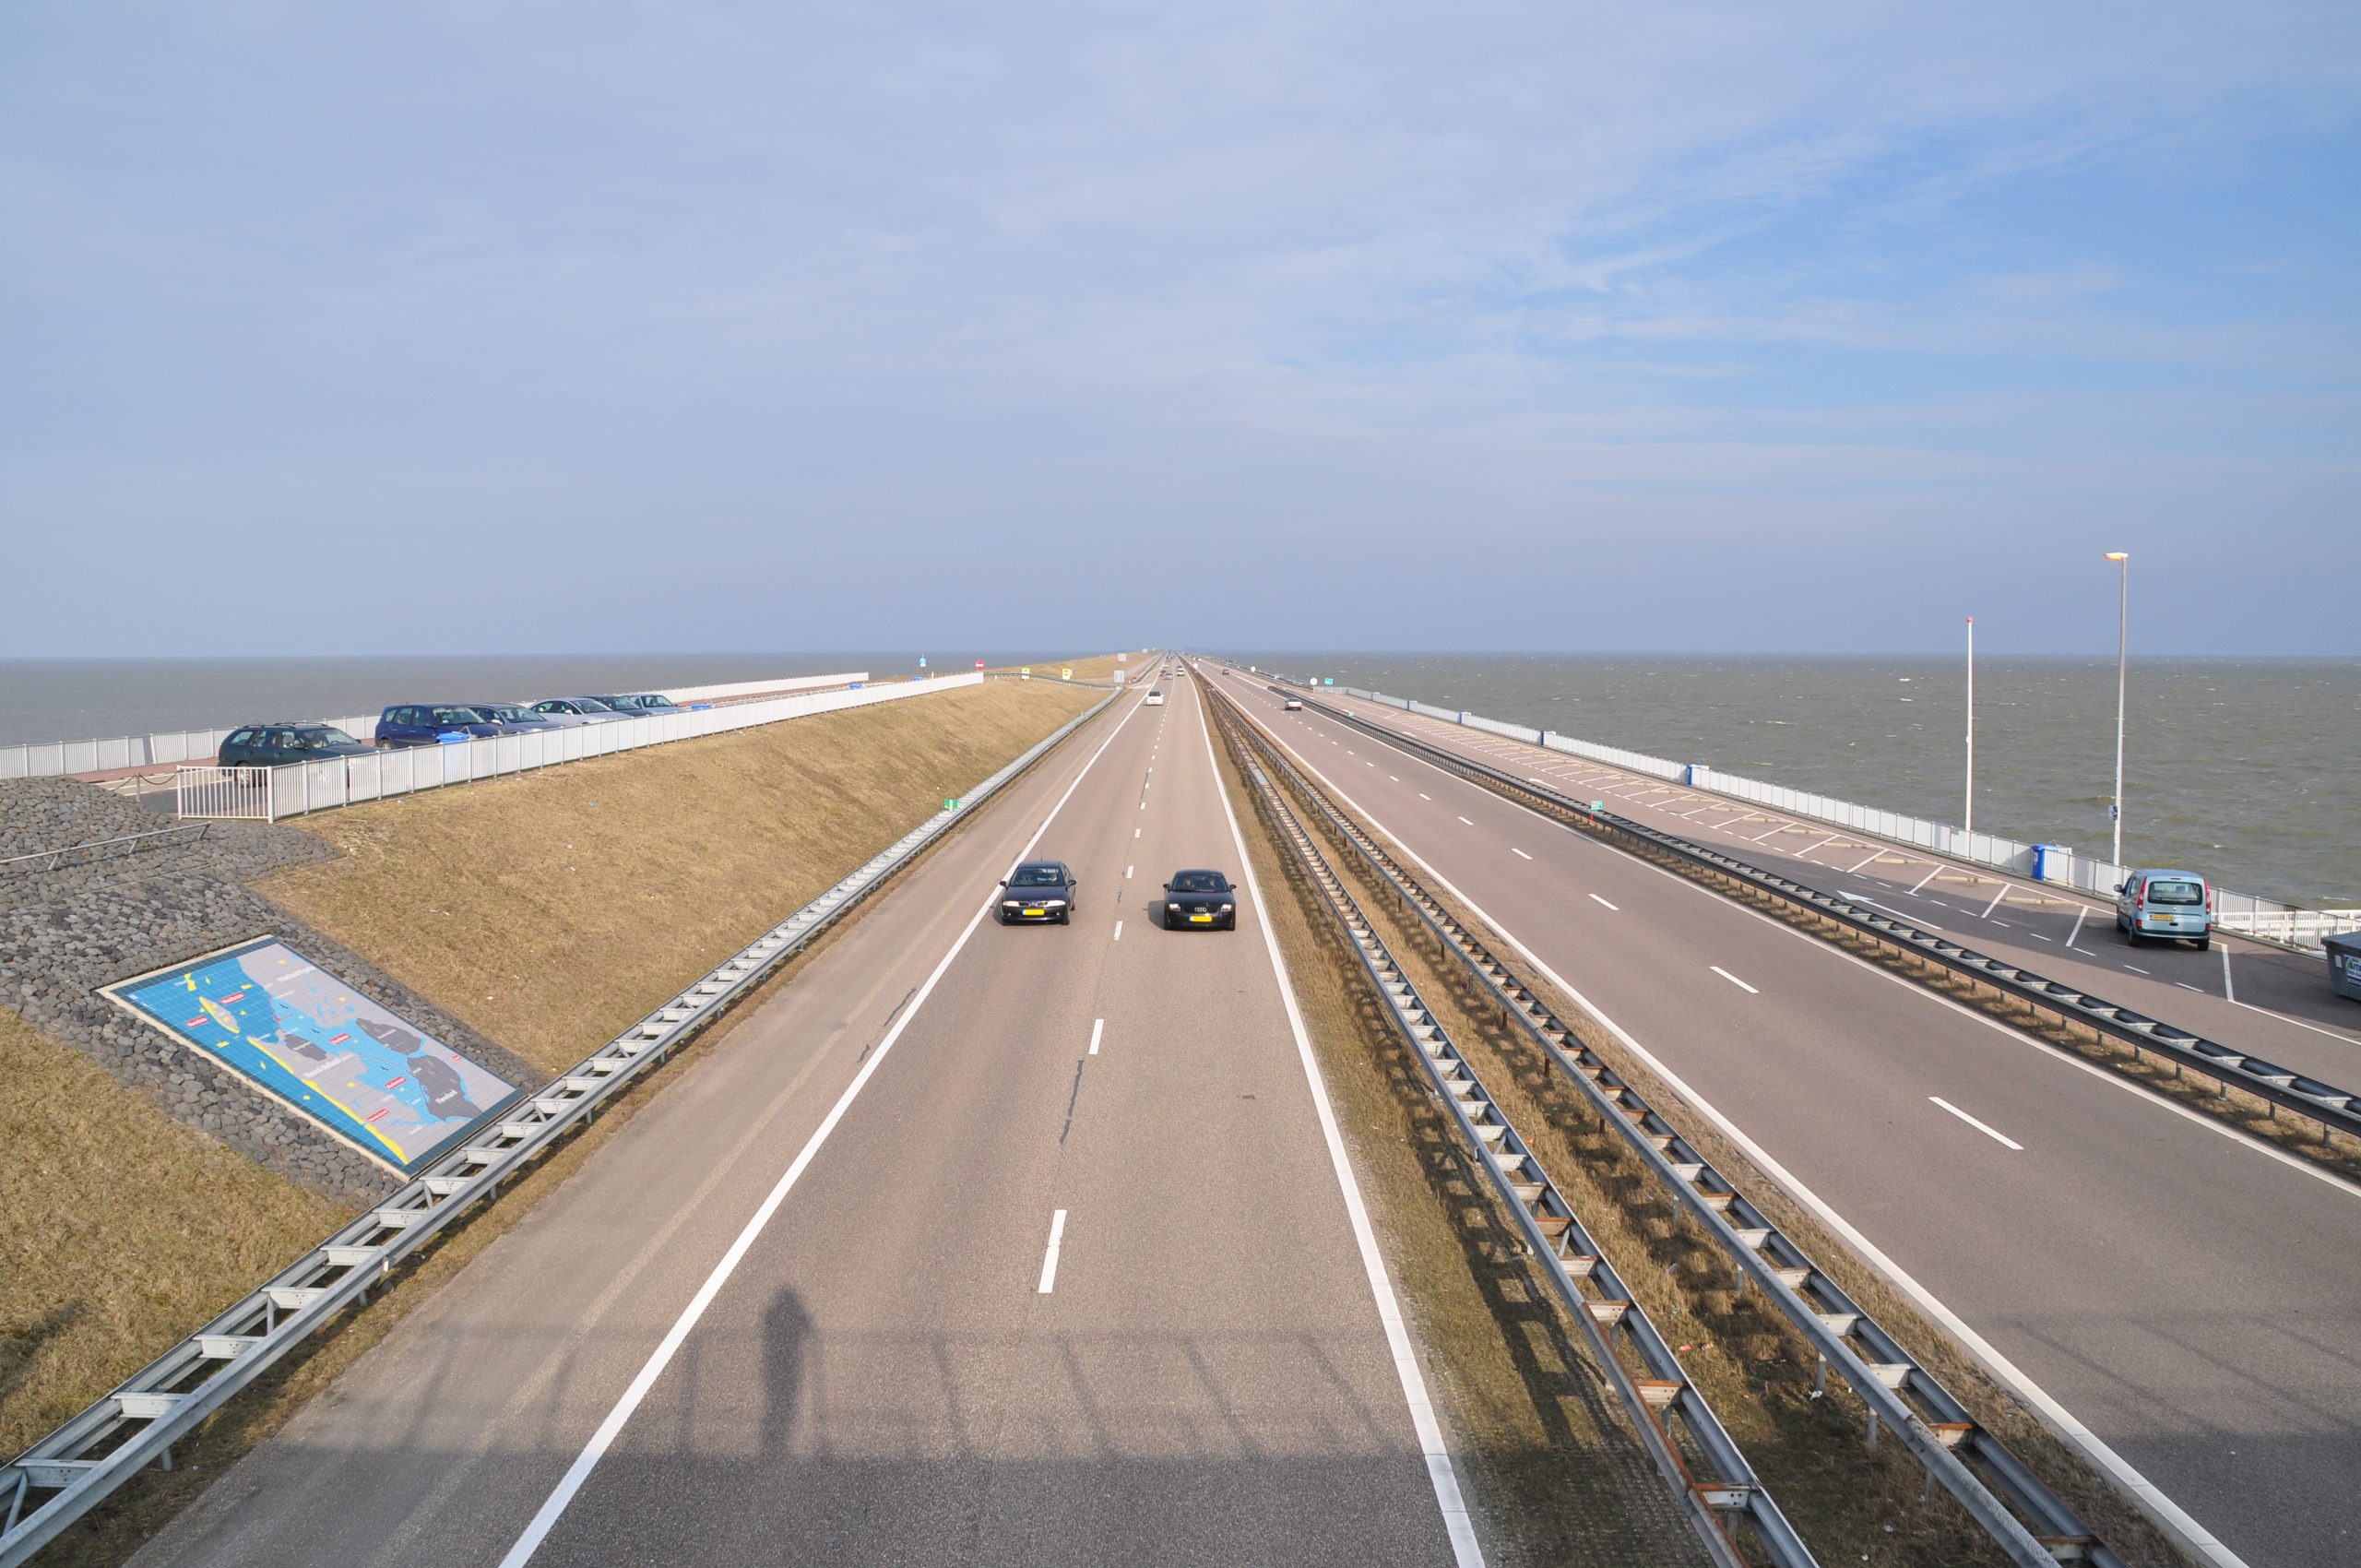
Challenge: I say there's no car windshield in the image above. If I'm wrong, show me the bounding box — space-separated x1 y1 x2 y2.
432 707 486 725
2148 879 2205 905
308 729 360 750
572 698 616 712
1011 865 1065 887
477 707 527 721
1170 871 1225 893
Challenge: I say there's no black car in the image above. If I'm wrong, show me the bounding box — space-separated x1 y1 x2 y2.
218 723 375 768
1000 861 1079 924
1162 869 1238 930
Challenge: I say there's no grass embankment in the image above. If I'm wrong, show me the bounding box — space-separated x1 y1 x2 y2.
1227 718 2194 1566
9 676 1102 1565
983 651 1141 683
0 1011 347 1461
267 677 1100 1074
1209 719 1707 1566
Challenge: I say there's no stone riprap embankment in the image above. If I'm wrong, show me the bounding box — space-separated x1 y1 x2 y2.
0 778 539 1206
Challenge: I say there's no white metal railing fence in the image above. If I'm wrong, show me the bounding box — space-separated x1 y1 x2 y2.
172 766 275 822
1 671 870 781
1333 683 2359 953
172 674 977 824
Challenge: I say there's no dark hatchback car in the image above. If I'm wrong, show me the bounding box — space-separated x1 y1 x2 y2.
374 705 515 747
218 724 375 768
1162 869 1239 930
999 861 1079 924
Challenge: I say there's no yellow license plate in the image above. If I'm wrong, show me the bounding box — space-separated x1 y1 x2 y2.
1190 913 1213 923
1022 908 1045 917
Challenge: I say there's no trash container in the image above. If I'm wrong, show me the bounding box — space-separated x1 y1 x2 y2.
2033 844 2071 882
2328 932 2361 1004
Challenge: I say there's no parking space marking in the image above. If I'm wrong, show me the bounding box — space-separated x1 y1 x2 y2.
1711 966 1760 994
1512 848 1532 860
1909 866 1943 894
2067 906 2088 947
1980 885 2011 919
1590 894 1618 910
1848 849 1886 873
1929 1098 2023 1150
1457 815 1475 826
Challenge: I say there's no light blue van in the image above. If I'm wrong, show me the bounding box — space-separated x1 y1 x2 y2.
2116 869 2214 950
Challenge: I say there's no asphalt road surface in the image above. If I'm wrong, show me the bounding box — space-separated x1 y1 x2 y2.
132 677 1478 1568
1211 664 2361 1568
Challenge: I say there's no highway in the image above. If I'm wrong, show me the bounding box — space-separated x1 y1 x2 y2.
1209 665 2361 1568
129 677 1489 1568
1311 695 2361 1084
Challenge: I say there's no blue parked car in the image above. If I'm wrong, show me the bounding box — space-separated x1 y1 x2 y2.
374 705 518 748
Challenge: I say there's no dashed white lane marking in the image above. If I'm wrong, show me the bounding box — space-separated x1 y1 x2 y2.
2123 964 2147 975
1089 1018 1104 1055
1389 775 1399 781
1037 1209 1068 1292
1512 848 1532 860
1457 815 1474 826
1930 1098 2023 1150
2030 932 2053 941
1125 865 1133 878
1134 827 1141 838
1418 792 1431 800
1113 921 1123 943
2177 982 2204 993
1589 894 1618 910
1711 966 1760 994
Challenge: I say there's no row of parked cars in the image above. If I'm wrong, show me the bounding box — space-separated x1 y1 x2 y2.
216 695 703 766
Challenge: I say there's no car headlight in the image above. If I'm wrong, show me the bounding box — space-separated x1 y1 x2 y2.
1219 903 1234 911
1041 898 1067 908
1168 902 1183 911
1002 899 1020 908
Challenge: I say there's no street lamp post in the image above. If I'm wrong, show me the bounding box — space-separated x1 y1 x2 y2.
2105 552 2130 867
1964 615 1975 834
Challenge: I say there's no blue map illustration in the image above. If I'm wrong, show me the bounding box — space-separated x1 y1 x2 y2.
108 938 519 1172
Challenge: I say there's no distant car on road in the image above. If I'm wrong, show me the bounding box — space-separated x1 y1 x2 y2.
1162 869 1238 930
2116 869 2214 949
218 724 374 768
1145 690 1165 706
374 705 518 747
530 697 635 724
1282 698 1304 711
592 693 689 716
1000 861 1078 924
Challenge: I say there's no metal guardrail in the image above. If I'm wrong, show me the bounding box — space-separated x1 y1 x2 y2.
1284 686 2361 1149
1223 721 1818 1568
0 825 210 877
1214 684 2107 1568
0 686 1120 1566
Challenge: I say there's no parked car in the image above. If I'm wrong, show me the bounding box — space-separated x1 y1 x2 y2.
374 705 515 747
531 697 635 724
1162 869 1239 930
591 693 688 716
1282 698 1304 711
218 724 374 768
465 703 566 733
999 861 1079 924
2116 869 2214 949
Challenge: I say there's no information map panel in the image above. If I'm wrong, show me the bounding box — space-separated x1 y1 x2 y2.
105 938 520 1174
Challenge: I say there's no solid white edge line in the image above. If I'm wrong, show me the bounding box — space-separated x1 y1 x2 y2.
1194 677 1486 1567
1089 1017 1103 1056
1929 1096 2025 1150
495 688 1146 1568
1210 671 2253 1568
1710 965 1759 994
1037 1208 1068 1293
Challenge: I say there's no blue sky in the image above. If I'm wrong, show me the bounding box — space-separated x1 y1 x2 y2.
3 2 2355 655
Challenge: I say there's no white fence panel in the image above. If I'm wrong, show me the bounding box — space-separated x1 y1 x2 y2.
174 766 274 821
